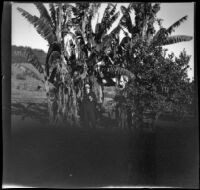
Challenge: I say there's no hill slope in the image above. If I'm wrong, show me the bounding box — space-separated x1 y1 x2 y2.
12 45 47 65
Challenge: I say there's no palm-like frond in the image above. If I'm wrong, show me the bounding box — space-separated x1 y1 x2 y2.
109 3 117 16
62 3 74 13
120 5 128 15
87 3 101 20
95 4 120 43
109 25 121 39
17 7 56 44
108 66 135 79
107 11 120 31
72 3 89 25
49 3 56 29
48 51 61 64
65 31 83 60
62 4 73 27
72 3 100 45
45 42 61 76
102 24 121 45
24 47 44 74
55 6 60 31
105 4 119 31
152 3 160 14
166 15 188 35
151 27 167 45
162 35 193 46
93 4 121 45
36 17 57 43
101 3 117 32
86 3 101 38
101 3 112 25
128 2 141 12
120 6 133 34
34 3 53 27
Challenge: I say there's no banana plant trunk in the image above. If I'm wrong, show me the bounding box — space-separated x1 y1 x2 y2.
44 5 79 126
45 75 80 126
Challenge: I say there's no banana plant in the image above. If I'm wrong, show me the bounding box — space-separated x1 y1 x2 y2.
17 2 135 125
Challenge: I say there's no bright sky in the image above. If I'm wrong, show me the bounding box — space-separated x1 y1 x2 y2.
11 2 194 80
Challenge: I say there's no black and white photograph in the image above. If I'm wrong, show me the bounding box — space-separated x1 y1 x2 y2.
2 1 199 188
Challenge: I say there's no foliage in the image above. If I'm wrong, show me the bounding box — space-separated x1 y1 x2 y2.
17 2 193 127
119 3 192 46
17 7 56 44
110 2 194 130
115 43 194 130
16 73 26 80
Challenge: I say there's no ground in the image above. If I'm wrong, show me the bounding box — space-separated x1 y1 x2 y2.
3 63 198 188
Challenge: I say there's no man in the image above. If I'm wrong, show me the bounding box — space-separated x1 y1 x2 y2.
81 83 97 129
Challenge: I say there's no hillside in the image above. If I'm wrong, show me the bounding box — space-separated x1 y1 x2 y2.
12 63 46 102
11 61 117 124
12 45 47 65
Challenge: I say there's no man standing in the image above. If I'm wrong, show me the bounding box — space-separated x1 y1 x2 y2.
81 83 97 129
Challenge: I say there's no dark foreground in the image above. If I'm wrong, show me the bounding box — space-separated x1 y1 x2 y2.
3 118 199 188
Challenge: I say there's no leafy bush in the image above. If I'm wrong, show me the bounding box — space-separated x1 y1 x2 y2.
116 42 194 130
24 68 41 81
16 73 26 80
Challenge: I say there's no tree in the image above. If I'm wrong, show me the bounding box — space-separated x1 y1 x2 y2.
113 3 193 131
115 43 193 131
17 3 134 126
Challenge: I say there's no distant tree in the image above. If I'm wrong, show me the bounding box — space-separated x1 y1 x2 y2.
16 73 26 80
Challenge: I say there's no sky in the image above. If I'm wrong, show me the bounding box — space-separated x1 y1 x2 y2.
11 2 195 80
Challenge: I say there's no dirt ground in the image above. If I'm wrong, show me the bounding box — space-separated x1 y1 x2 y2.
4 63 198 188
3 114 198 188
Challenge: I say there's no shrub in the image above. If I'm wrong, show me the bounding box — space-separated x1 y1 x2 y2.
16 73 26 80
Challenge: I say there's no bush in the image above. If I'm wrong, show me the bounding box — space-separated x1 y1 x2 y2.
16 73 26 80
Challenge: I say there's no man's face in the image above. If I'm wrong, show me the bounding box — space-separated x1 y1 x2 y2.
86 87 90 94
74 71 78 77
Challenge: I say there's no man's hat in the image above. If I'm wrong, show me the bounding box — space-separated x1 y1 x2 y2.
85 84 90 88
